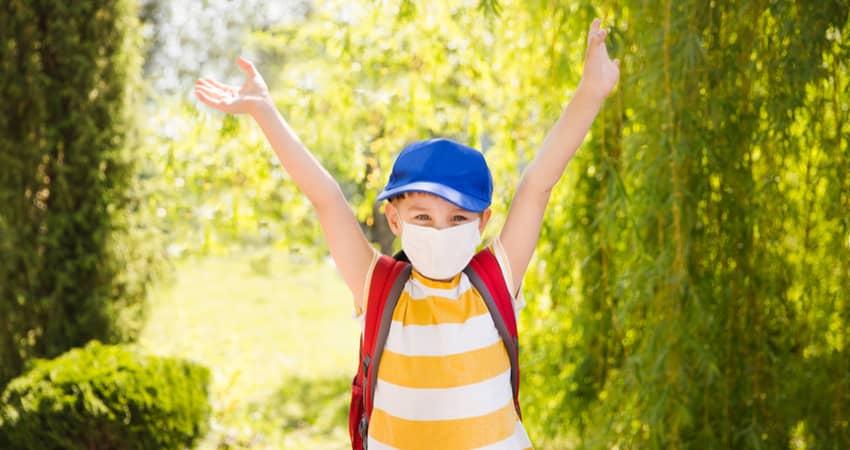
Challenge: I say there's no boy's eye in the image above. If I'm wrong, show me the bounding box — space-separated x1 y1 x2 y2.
452 215 468 222
414 214 431 221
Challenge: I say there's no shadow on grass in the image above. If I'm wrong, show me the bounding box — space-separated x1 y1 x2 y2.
204 374 354 448
263 373 351 434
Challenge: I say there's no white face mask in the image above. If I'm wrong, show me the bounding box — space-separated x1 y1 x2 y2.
399 217 481 280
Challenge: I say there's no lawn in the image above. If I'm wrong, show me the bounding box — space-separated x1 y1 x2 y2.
139 250 360 449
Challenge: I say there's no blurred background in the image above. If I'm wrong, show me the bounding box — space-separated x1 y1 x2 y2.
1 0 848 448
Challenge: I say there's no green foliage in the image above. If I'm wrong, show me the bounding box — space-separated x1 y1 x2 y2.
140 0 581 256
0 341 211 450
245 0 589 253
195 374 351 449
137 102 325 259
268 374 349 436
138 0 849 447
521 1 850 448
0 0 162 387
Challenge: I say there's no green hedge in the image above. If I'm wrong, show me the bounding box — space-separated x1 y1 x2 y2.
0 341 211 450
0 0 162 387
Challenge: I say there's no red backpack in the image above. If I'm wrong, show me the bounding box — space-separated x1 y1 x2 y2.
348 248 521 450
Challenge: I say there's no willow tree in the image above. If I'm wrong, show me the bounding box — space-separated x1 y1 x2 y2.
524 1 850 448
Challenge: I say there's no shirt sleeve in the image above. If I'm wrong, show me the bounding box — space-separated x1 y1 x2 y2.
353 246 381 321
488 237 525 314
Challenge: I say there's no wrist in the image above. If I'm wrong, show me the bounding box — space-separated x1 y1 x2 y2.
247 96 276 118
574 80 609 104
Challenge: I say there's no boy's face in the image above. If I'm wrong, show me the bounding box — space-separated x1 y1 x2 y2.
385 192 491 237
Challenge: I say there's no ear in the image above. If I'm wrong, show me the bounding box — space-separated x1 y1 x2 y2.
384 202 402 236
478 208 492 234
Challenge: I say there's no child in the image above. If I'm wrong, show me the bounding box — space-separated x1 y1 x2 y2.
195 17 619 450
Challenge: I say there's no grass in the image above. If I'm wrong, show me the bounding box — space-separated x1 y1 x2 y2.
139 250 360 449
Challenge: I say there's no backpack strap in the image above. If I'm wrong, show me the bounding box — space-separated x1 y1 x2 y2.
464 248 522 419
357 254 411 448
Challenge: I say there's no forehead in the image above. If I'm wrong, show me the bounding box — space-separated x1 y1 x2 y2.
398 192 471 213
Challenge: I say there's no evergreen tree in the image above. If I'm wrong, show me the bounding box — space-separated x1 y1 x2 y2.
0 0 159 387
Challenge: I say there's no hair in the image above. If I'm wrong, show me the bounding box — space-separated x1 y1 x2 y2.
388 193 408 204
388 192 487 218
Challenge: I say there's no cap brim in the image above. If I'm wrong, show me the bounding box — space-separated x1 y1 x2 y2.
376 181 489 212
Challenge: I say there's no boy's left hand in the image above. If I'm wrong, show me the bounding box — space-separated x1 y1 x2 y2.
579 18 620 100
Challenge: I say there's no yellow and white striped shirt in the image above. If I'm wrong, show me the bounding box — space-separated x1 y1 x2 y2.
360 239 532 450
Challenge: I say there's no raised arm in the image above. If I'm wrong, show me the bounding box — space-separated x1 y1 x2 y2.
499 19 620 292
195 57 375 309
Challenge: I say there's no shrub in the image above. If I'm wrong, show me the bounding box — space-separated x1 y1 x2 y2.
0 341 211 450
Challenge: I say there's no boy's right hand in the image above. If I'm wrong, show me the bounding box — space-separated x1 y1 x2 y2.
194 56 271 115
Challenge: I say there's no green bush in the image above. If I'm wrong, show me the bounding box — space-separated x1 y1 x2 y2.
0 341 211 450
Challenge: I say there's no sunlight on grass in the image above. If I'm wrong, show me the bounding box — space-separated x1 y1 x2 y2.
140 251 359 449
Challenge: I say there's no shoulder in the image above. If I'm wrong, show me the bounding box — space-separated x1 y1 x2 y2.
485 237 525 311
355 249 417 317
354 246 381 317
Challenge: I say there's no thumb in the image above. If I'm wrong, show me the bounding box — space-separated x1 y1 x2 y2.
236 56 256 77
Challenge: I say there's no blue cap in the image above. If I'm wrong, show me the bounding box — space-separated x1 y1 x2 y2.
376 138 493 212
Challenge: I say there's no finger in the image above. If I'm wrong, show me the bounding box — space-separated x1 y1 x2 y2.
195 85 228 104
589 17 600 34
195 78 221 93
237 56 256 77
194 87 222 108
591 29 605 47
588 19 609 47
198 77 237 94
588 32 603 49
194 84 220 101
196 78 230 90
194 83 227 100
588 19 600 45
